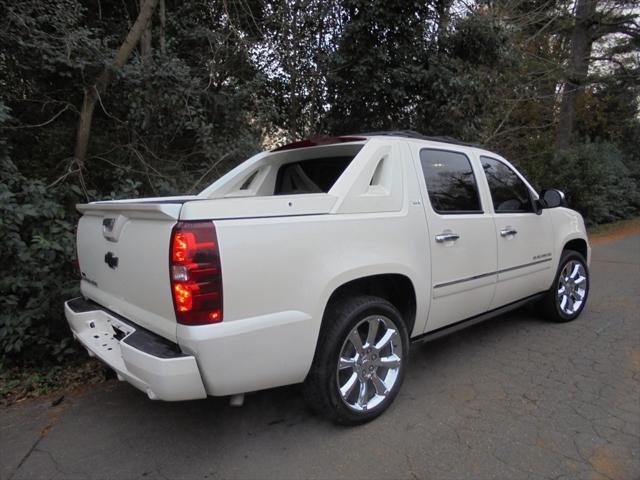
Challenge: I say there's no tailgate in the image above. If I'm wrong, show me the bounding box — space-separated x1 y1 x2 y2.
76 200 185 342
75 193 337 341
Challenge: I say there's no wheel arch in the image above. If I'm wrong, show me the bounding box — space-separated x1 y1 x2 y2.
548 208 590 267
319 273 417 338
563 238 588 260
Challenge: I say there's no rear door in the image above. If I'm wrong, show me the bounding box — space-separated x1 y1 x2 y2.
478 156 554 309
415 146 498 332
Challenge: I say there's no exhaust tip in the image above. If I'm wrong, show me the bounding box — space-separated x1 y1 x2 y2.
146 388 159 400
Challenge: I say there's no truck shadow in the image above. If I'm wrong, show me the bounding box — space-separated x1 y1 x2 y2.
69 305 544 427
38 306 551 478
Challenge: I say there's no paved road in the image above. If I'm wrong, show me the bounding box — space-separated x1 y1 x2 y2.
2 235 639 480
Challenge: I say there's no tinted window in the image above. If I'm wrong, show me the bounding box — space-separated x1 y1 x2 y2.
481 156 534 213
420 149 482 213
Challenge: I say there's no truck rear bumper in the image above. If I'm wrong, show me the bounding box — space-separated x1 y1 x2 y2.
65 298 206 401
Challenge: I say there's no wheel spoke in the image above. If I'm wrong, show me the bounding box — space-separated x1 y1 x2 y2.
371 373 388 396
570 263 581 279
348 330 364 354
357 379 369 408
340 372 358 398
574 275 586 285
557 284 566 295
339 356 356 370
365 318 379 347
566 296 575 313
375 328 398 351
559 294 568 311
377 354 401 369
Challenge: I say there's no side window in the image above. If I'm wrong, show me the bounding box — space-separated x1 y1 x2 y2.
419 149 483 214
481 156 534 213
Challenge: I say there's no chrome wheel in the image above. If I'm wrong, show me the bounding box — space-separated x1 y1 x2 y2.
336 315 403 412
557 260 588 316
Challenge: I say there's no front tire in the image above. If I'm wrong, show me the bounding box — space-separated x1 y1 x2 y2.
541 249 589 322
303 295 409 425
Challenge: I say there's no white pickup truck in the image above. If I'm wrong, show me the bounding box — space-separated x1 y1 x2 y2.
65 131 590 424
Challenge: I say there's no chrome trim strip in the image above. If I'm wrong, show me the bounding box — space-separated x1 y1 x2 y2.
497 258 552 275
434 271 496 289
433 258 552 289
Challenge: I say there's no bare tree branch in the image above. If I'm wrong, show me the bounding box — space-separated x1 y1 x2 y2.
2 105 70 130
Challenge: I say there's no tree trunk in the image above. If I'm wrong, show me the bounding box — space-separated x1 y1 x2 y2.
73 0 159 166
435 0 452 51
140 0 152 62
555 0 597 150
159 0 166 54
139 0 153 131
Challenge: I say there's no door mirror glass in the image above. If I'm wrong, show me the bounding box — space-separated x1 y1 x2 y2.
541 189 565 208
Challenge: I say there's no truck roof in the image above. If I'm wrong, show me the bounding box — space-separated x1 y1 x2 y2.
272 130 479 152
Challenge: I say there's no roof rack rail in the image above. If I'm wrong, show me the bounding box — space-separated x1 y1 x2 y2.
356 130 479 147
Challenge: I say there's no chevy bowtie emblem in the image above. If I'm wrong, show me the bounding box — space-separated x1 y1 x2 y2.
104 251 119 269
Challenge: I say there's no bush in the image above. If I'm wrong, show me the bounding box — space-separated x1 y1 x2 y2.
0 151 81 367
542 142 640 225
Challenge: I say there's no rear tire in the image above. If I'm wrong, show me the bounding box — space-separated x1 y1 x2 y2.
302 295 409 425
541 249 589 322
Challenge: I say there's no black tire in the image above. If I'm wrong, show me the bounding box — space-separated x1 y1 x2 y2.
302 295 409 425
541 249 590 322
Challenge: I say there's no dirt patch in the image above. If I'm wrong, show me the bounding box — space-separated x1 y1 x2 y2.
448 385 475 402
1 359 110 407
629 350 640 374
589 445 627 480
589 218 640 246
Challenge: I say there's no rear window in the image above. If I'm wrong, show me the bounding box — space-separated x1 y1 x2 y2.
198 142 364 199
275 156 354 195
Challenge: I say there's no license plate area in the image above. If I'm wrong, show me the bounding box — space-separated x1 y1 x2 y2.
84 315 135 355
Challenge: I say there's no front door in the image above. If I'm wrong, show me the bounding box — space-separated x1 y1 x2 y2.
479 156 555 309
415 147 498 332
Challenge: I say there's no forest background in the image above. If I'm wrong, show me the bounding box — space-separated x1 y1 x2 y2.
1 0 638 374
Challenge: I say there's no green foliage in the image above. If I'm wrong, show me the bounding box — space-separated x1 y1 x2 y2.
0 127 80 365
325 0 430 133
0 0 638 369
1 359 108 403
542 143 640 225
448 15 509 66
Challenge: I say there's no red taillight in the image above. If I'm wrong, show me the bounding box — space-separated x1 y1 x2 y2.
169 221 223 325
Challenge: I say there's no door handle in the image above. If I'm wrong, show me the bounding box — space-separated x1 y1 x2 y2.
500 227 518 237
435 232 460 242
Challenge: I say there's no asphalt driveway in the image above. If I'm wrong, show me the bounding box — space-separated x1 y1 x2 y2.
2 234 639 480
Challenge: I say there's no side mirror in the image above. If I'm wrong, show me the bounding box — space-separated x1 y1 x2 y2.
533 198 544 215
541 189 566 209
